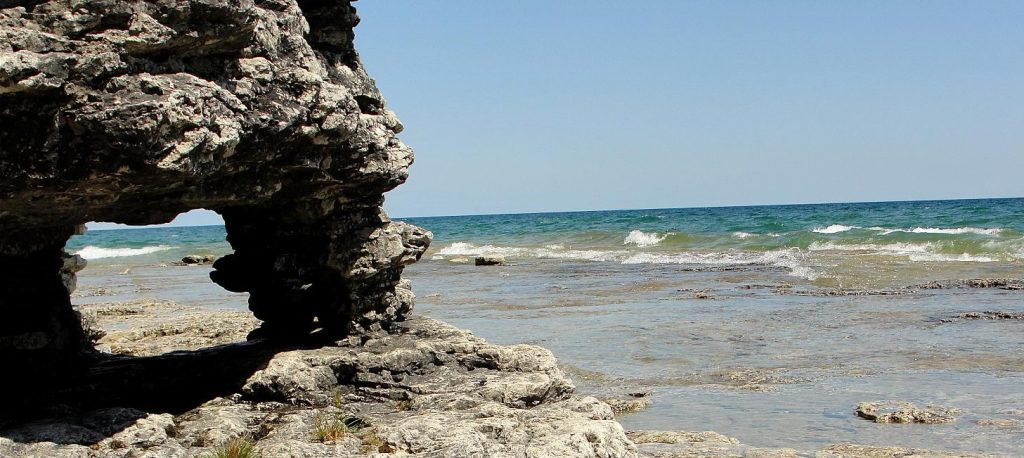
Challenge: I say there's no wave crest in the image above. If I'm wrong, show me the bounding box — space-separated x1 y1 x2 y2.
905 227 1001 236
812 224 858 234
808 241 934 254
75 245 174 260
435 242 625 262
623 230 669 247
621 249 820 280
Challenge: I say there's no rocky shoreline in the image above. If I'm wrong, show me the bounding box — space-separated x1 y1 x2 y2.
0 299 995 457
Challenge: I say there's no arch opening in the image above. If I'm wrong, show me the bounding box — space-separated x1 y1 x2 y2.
65 209 252 355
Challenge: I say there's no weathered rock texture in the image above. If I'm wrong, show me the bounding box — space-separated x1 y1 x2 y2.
0 314 638 457
855 401 959 424
0 0 430 377
0 300 989 457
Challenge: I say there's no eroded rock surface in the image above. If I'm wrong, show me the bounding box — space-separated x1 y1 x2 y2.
941 311 1024 323
0 303 994 457
855 401 958 424
0 315 637 457
0 0 429 383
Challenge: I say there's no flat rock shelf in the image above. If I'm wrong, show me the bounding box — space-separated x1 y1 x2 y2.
0 300 989 457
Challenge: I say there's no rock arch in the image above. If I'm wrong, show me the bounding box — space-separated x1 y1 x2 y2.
0 0 430 376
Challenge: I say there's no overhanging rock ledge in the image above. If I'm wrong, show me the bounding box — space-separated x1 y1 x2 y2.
0 0 430 378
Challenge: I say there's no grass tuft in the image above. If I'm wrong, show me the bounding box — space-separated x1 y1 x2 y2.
208 435 258 458
313 415 368 442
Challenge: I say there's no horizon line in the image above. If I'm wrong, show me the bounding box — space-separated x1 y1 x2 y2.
393 195 1024 220
83 195 1023 230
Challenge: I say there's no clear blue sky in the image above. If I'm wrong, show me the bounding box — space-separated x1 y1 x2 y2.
90 0 1024 228
363 0 1023 217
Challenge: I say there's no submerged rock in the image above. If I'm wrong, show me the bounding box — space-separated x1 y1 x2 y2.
855 401 958 424
912 278 1024 290
942 311 1024 323
475 255 507 266
819 444 980 457
180 255 217 265
0 304 992 457
602 397 653 415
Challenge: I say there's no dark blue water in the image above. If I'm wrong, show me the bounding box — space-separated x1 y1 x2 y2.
405 198 1024 246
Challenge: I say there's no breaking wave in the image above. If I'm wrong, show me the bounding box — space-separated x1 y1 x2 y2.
808 240 1008 262
436 242 626 262
623 230 670 247
436 242 820 279
75 245 175 260
876 227 1003 236
907 253 995 263
812 224 858 234
621 249 819 280
808 241 934 254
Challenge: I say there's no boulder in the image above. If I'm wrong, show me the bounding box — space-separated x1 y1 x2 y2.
855 401 958 424
475 256 506 266
180 255 217 265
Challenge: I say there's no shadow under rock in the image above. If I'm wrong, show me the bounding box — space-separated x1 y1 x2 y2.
0 338 304 445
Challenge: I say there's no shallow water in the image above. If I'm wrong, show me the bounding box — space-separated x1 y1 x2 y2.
68 198 1024 454
403 257 1024 454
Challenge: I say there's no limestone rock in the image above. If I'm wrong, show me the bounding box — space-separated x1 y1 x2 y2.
945 311 1024 322
0 0 431 386
819 443 980 457
180 255 217 265
601 393 653 415
855 401 958 424
476 255 507 266
0 317 638 457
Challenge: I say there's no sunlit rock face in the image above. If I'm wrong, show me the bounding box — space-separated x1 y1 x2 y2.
0 0 430 369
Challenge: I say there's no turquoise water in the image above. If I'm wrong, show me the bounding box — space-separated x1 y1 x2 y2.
66 225 228 266
410 198 1024 250
69 198 1024 287
66 198 1024 453
404 198 1024 288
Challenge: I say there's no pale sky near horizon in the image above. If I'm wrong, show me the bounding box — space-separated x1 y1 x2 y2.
89 0 1024 229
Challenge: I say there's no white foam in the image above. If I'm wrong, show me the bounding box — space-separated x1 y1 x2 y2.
621 249 820 280
435 242 528 257
734 231 780 238
435 242 625 262
438 242 820 279
75 245 174 260
623 230 669 247
864 226 895 234
808 241 934 254
907 253 995 262
908 227 1002 236
868 226 1003 236
812 224 858 234
535 248 627 262
809 240 997 262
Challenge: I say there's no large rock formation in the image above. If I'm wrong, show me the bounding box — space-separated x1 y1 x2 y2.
0 0 429 375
